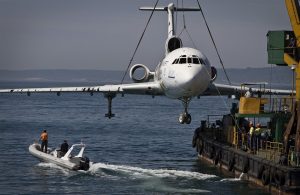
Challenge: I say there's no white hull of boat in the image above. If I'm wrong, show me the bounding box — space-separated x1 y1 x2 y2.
29 143 90 171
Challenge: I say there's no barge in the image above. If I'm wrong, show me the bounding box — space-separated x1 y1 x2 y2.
193 84 300 194
192 1 300 194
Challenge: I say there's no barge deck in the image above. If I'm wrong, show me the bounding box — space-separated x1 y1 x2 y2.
193 85 300 194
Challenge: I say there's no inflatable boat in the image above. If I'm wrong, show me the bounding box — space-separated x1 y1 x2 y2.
29 142 90 171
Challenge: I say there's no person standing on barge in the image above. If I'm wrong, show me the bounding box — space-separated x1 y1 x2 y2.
249 122 255 151
254 123 262 150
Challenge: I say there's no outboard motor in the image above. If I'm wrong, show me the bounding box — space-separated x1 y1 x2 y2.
79 157 90 171
129 64 154 83
210 66 217 82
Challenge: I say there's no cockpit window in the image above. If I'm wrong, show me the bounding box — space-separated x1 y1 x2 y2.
172 55 204 65
172 58 179 64
193 58 200 64
179 58 186 64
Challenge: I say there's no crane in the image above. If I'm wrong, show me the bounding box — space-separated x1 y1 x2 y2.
268 0 300 156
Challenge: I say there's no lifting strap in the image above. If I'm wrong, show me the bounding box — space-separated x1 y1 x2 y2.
196 0 231 85
121 0 160 84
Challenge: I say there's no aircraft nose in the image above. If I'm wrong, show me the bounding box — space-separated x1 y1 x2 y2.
180 66 205 83
178 65 211 94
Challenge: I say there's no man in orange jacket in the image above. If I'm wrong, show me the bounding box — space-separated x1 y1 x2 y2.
40 130 48 153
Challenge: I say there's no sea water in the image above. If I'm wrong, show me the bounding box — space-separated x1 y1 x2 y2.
0 83 270 194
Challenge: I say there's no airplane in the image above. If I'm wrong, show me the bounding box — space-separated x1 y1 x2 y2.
0 3 294 124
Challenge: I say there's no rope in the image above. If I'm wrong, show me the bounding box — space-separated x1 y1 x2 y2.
178 0 187 36
177 0 197 49
178 27 185 37
185 28 198 49
121 0 159 84
178 1 185 37
175 0 178 33
196 0 231 85
205 66 234 109
178 0 233 123
178 27 197 49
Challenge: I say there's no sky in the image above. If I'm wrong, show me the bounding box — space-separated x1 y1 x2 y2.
0 0 291 71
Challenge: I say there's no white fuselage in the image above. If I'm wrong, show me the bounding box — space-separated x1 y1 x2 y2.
155 47 211 99
141 3 212 100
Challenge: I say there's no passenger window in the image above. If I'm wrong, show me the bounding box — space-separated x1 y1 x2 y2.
193 58 200 64
188 58 192 64
179 58 186 64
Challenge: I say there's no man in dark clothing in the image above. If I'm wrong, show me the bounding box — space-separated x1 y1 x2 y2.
60 140 69 156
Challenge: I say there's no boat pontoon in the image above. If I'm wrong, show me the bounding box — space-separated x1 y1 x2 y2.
29 142 90 171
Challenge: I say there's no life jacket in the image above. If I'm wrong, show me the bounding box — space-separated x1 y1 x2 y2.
254 127 261 135
249 127 254 135
40 132 48 141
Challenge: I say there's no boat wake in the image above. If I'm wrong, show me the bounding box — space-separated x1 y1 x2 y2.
219 173 245 182
87 162 217 193
35 161 242 193
36 162 71 175
219 177 242 182
37 161 239 183
88 162 217 181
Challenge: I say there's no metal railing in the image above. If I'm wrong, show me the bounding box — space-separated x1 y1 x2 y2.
287 146 300 167
269 96 295 113
206 114 223 127
265 141 283 152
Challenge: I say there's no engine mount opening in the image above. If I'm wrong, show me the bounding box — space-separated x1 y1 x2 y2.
211 66 217 81
129 64 153 82
166 36 182 53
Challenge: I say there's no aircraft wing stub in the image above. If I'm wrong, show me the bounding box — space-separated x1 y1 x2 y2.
0 82 163 96
204 83 294 96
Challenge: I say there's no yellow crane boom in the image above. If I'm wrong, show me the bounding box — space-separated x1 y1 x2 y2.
283 0 300 156
285 0 300 100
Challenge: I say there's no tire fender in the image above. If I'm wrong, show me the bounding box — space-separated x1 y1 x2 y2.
214 150 221 165
228 155 235 171
261 169 270 186
257 164 265 179
242 157 250 173
192 135 197 148
209 146 215 159
274 170 285 186
196 138 204 155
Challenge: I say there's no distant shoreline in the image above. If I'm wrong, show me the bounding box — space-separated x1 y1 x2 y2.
0 67 293 89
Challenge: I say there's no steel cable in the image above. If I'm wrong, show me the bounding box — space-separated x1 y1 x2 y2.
121 0 160 84
196 0 232 85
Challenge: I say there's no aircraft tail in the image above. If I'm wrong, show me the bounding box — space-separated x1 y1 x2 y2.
140 3 200 55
